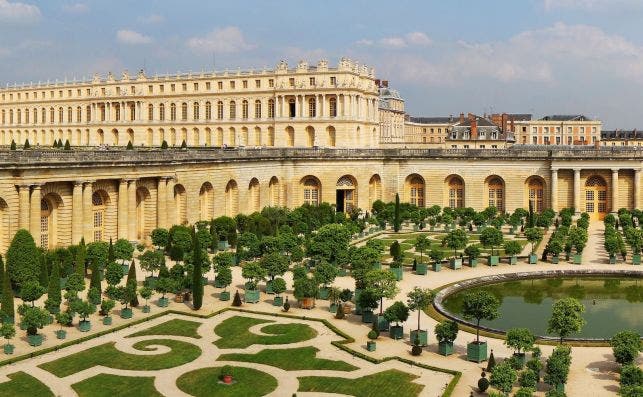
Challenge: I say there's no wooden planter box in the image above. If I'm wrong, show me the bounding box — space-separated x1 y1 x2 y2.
438 341 454 356
317 287 329 300
300 297 315 309
410 329 428 346
174 294 184 303
244 290 260 304
509 256 518 265
142 305 151 313
390 267 403 281
573 254 582 265
329 303 338 313
389 325 403 339
609 254 617 264
376 315 390 332
218 241 229 251
219 291 230 301
633 254 641 265
551 255 559 264
415 263 428 275
120 308 133 319
488 256 499 266
529 254 538 264
467 341 487 362
432 262 441 272
79 320 91 332
273 296 283 306
366 340 376 351
3 344 14 354
469 258 478 267
55 329 67 340
450 258 462 270
27 334 43 347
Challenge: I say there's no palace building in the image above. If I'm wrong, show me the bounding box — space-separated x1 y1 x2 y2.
0 58 640 252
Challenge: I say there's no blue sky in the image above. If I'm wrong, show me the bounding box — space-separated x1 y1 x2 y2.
2 0 643 128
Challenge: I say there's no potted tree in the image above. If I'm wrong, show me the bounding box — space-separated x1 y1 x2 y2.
356 289 378 323
480 227 503 266
72 299 96 332
221 365 234 384
216 266 232 301
55 311 72 339
1 322 15 354
260 252 289 294
429 248 444 272
605 235 619 264
293 275 318 309
155 277 174 307
414 235 430 275
383 301 409 339
525 227 543 264
625 227 642 265
462 290 500 362
241 262 266 304
327 286 341 313
465 244 480 267
407 287 433 346
434 319 459 356
100 299 116 325
366 328 378 352
365 269 399 331
271 277 286 307
139 286 153 313
548 238 563 264
21 306 49 346
443 229 468 269
505 327 535 368
503 240 522 265
314 262 338 299
388 241 404 280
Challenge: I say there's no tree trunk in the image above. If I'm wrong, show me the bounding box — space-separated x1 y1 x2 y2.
476 319 480 343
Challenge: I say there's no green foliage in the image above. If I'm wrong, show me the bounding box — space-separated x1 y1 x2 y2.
545 345 572 387
0 322 15 341
105 261 124 286
610 330 642 365
480 227 504 256
356 288 379 311
126 261 139 307
72 299 96 321
6 229 40 288
313 262 338 287
211 216 238 247
139 250 164 276
462 290 500 343
150 228 170 249
515 387 535 397
10 140 16 150
350 246 381 289
154 277 175 298
293 275 318 300
260 252 289 280
1 265 14 320
547 297 586 343
442 229 468 257
464 244 481 259
413 234 430 263
519 369 539 389
113 239 134 263
478 373 490 392
38 255 48 288
490 361 517 395
126 140 134 149
20 306 49 335
271 277 287 296
383 301 409 326
434 320 459 343
215 266 232 290
307 224 351 264
75 240 87 277
100 299 116 316
364 269 398 314
191 233 204 310
429 248 444 264
86 241 109 271
620 364 643 394
169 225 192 261
87 286 101 305
505 327 536 354
241 262 267 290
503 240 522 256
89 259 101 296
64 139 71 150
406 286 434 331
525 228 543 255
393 193 401 232
161 140 168 149
367 329 379 340
20 281 45 307
45 261 61 312
181 139 187 148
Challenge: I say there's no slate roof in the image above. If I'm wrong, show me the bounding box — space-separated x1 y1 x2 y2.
601 130 643 140
539 115 591 121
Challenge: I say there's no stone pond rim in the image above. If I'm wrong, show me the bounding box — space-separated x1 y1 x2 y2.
432 268 643 342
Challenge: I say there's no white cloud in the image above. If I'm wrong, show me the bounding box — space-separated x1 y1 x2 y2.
405 32 432 46
356 31 431 49
0 0 41 23
380 37 407 49
62 3 88 14
355 39 374 46
116 29 153 45
186 26 255 54
138 14 164 24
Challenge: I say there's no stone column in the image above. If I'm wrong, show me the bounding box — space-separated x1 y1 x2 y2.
166 178 176 228
72 181 83 244
573 168 581 214
157 177 167 229
320 94 325 118
117 179 128 239
127 179 137 241
29 184 41 246
635 169 641 210
612 169 619 213
82 181 93 242
17 184 30 230
551 168 558 212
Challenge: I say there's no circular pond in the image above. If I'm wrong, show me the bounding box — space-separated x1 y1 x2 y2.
439 273 643 339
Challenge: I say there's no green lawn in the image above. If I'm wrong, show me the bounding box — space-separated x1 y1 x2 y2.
214 316 317 349
128 319 202 339
0 372 54 397
39 339 201 377
176 367 278 397
298 369 424 397
218 346 357 371
72 374 162 397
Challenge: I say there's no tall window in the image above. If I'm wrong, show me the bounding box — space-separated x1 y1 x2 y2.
409 176 425 207
40 199 51 248
242 100 248 119
58 107 64 123
303 177 320 206
16 109 21 124
92 192 105 242
308 98 316 117
205 101 212 120
448 177 464 209
148 104 154 121
170 103 176 121
528 178 544 213
181 102 188 121
229 101 236 119
254 100 261 119
100 106 105 122
25 109 30 124
488 177 504 212
159 104 165 121
50 107 54 123
114 104 120 121
329 97 337 117
217 101 223 120
76 107 82 123
268 99 275 118
67 107 72 123
193 102 199 120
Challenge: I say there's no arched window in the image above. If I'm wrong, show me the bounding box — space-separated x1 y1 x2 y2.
58 107 64 123
225 180 239 216
327 126 336 147
76 106 82 123
174 184 187 225
528 178 544 213
369 175 382 207
170 103 176 121
115 103 122 121
242 100 248 119
308 98 316 117
205 101 212 120
42 108 46 124
269 177 280 206
268 99 275 118
448 176 465 209
25 109 29 124
86 105 91 122
487 177 504 212
159 103 165 121
249 178 260 212
40 199 51 248
92 191 105 241
306 126 315 147
217 101 224 120
286 126 294 147
181 102 188 121
329 97 337 117
229 101 236 119
254 100 261 119
302 177 320 206
409 176 425 207
193 102 199 120
199 183 213 220
147 104 154 121
67 107 72 123
16 109 21 124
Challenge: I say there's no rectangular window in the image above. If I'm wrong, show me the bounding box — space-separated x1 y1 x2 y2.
268 79 274 88
242 80 248 88
148 85 153 94
193 83 198 91
255 79 260 88
181 83 187 91
230 81 235 89
171 84 175 92
218 81 223 89
159 84 164 93
309 77 315 86
206 82 211 90
289 78 295 87
532 126 537 133
330 76 336 85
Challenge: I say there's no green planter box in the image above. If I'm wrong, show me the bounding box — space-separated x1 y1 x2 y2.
551 255 559 264
633 254 641 265
55 329 67 340
103 316 112 325
509 256 518 265
220 291 230 301
19 322 27 331
573 254 582 265
415 263 428 275
488 256 499 266
389 325 403 339
338 268 348 277
450 258 462 270
513 352 526 367
376 315 390 332
469 258 478 267
318 287 329 300
556 383 565 393
120 308 133 319
366 341 376 352
529 254 538 264
158 297 169 307
245 289 260 303
265 280 274 294
144 276 158 289
218 240 229 251
27 334 43 347
410 329 428 346
467 341 488 362
361 309 374 323
122 264 130 274
3 344 14 355
354 289 363 315
432 262 441 272
329 303 338 313
390 267 403 281
79 320 91 332
438 341 454 356
59 277 68 289
609 254 617 264
142 305 151 313
273 296 283 306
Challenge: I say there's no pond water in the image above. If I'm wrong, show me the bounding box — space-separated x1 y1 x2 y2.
442 276 643 339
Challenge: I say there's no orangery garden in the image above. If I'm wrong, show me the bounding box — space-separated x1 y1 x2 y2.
0 198 640 397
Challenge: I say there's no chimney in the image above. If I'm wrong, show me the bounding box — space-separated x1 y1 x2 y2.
459 113 465 123
375 79 380 87
501 113 508 131
471 117 478 139
510 117 515 132
382 80 388 88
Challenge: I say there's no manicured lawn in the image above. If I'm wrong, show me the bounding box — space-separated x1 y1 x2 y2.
214 316 317 349
39 339 201 377
128 318 202 339
218 346 357 371
298 369 424 397
176 367 278 397
0 371 54 397
72 374 163 397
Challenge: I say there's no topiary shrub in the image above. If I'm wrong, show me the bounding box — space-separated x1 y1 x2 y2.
335 303 345 319
126 141 134 150
367 330 378 340
478 371 490 392
161 140 168 149
232 290 242 307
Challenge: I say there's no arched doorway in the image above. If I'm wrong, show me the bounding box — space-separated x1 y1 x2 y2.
446 175 465 209
526 177 545 213
174 184 187 225
336 175 357 213
199 182 213 220
269 177 280 207
248 178 260 212
225 180 239 216
327 126 336 147
406 174 425 207
486 176 505 212
301 176 321 206
585 176 608 220
92 190 108 242
136 187 152 240
368 175 382 208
